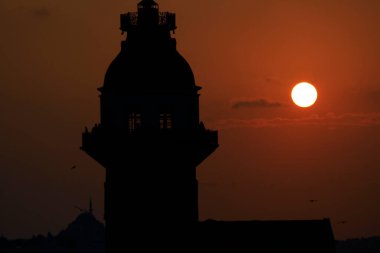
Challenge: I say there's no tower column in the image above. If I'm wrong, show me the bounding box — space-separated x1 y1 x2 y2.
82 1 218 251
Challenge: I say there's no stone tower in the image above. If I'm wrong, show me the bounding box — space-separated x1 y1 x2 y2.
82 0 218 250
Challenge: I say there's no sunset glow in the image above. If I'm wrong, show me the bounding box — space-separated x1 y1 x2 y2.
3 0 380 241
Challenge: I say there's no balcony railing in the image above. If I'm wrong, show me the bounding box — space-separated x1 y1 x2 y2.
120 12 176 32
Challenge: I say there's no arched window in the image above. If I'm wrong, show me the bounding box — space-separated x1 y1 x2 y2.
128 112 142 132
160 113 172 129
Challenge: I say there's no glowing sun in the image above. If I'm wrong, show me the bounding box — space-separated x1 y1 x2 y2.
291 82 318 108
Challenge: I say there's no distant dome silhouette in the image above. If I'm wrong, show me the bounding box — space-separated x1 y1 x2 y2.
59 211 104 240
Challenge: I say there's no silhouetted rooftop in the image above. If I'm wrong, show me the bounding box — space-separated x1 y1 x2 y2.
198 219 336 253
0 215 336 252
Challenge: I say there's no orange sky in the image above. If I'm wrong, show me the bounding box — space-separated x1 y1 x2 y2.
1 0 380 239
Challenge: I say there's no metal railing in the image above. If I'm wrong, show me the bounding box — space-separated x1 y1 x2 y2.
120 12 176 31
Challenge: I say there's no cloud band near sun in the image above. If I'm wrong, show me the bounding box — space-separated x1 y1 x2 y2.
232 99 283 109
214 112 380 129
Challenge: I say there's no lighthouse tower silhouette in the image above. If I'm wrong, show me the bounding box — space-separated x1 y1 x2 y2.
82 0 218 251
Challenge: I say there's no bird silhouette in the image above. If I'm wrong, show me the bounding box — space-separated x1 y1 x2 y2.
70 165 77 170
74 206 84 212
309 199 318 203
337 220 348 225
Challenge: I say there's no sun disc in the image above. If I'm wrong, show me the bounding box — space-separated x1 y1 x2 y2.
291 82 318 108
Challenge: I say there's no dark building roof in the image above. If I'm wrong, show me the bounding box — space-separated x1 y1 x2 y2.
336 237 380 253
197 219 336 253
0 216 336 253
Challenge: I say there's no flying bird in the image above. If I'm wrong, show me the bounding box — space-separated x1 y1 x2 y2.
70 165 77 170
309 199 319 203
337 220 348 225
74 206 84 212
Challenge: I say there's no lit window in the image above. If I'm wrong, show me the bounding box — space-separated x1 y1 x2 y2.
160 113 172 129
128 113 142 132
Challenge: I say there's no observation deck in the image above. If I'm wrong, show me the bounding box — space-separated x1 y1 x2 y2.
120 12 176 32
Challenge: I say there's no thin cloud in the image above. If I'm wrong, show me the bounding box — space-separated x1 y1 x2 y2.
214 112 380 129
31 8 50 17
10 7 51 18
264 76 284 86
232 99 283 109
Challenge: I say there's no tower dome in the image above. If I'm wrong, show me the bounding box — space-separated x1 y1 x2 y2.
103 44 196 92
102 0 195 92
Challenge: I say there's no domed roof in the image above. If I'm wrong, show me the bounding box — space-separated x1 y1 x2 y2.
103 44 197 92
138 0 158 8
